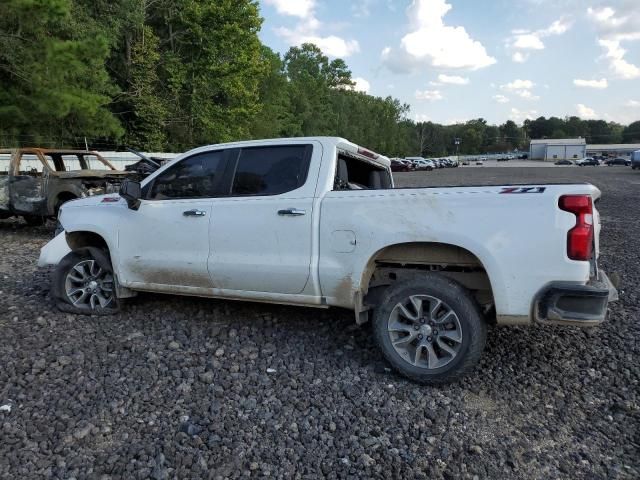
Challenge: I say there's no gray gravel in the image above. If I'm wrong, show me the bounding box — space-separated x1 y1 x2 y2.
1 166 638 479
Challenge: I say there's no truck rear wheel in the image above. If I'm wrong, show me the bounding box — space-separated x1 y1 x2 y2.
372 273 486 385
52 248 119 315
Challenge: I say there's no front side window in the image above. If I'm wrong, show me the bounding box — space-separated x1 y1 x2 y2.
231 145 310 196
149 150 225 200
19 154 49 174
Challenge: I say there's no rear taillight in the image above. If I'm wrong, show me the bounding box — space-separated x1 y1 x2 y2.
559 195 594 261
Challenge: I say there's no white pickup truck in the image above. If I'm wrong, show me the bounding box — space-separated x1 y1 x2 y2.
39 137 618 384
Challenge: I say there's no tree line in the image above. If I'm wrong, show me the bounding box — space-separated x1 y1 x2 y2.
1 0 638 157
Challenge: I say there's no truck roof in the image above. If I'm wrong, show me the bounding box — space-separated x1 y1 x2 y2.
184 137 391 168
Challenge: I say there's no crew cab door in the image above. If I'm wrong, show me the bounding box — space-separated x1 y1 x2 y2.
117 150 228 290
208 143 319 294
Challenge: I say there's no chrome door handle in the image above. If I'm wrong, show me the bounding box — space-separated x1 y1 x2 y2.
278 208 306 216
183 209 206 217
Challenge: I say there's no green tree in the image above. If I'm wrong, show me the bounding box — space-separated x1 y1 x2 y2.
622 121 640 143
0 0 122 146
250 46 301 138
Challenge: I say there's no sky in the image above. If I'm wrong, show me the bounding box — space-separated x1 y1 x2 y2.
258 0 640 125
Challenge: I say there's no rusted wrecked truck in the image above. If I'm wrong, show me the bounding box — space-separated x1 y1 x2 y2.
0 148 134 225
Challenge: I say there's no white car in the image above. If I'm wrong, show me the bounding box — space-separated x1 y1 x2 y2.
405 157 434 171
39 137 618 384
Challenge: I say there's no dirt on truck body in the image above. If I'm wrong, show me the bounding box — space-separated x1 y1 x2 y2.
0 148 135 224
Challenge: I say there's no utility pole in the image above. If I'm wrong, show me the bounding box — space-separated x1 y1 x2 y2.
454 137 461 161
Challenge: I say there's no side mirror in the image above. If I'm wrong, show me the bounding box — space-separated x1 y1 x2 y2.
120 179 141 210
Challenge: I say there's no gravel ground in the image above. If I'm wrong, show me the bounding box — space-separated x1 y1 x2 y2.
1 167 638 479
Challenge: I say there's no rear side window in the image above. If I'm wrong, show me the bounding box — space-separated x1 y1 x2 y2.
231 145 310 196
149 150 225 200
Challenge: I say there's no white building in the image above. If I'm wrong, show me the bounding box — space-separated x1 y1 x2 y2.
586 144 640 159
529 138 586 162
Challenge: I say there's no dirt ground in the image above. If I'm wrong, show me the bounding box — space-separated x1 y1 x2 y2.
1 166 638 479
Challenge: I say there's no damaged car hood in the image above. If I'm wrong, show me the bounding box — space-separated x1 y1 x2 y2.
55 170 132 180
63 194 126 208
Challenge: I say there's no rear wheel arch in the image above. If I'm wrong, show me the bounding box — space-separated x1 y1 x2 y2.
358 242 496 322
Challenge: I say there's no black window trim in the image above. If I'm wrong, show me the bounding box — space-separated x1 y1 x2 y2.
224 144 313 198
143 148 232 201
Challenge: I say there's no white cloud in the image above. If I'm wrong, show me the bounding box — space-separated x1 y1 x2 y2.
415 89 443 101
625 99 640 107
517 90 540 101
493 94 510 103
444 118 469 125
588 5 640 79
352 77 371 93
500 79 540 100
513 34 545 50
264 0 315 18
415 113 431 122
437 74 469 85
269 0 359 57
597 39 640 79
507 18 572 62
382 0 496 72
573 78 608 89
509 108 538 123
501 79 535 90
352 0 374 18
512 52 528 63
576 103 598 119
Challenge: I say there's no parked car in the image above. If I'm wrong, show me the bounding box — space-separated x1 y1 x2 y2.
606 157 630 166
578 158 599 167
414 159 435 171
405 157 433 171
0 148 135 225
631 150 640 170
39 136 618 385
497 156 509 162
391 159 410 172
554 160 573 166
399 160 416 171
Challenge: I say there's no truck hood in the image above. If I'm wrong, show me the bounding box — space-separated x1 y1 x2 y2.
62 194 126 208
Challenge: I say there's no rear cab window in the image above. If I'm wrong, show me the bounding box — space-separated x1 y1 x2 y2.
334 150 392 191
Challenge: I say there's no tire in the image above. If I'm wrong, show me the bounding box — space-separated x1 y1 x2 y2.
23 215 46 226
372 273 487 385
52 247 120 315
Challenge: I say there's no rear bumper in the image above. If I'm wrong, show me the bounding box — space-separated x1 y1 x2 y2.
534 270 618 326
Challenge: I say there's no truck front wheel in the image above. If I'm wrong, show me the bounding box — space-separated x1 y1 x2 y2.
372 273 486 385
52 248 119 315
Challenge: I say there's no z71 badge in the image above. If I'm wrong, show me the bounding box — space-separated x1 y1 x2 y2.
500 187 546 194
